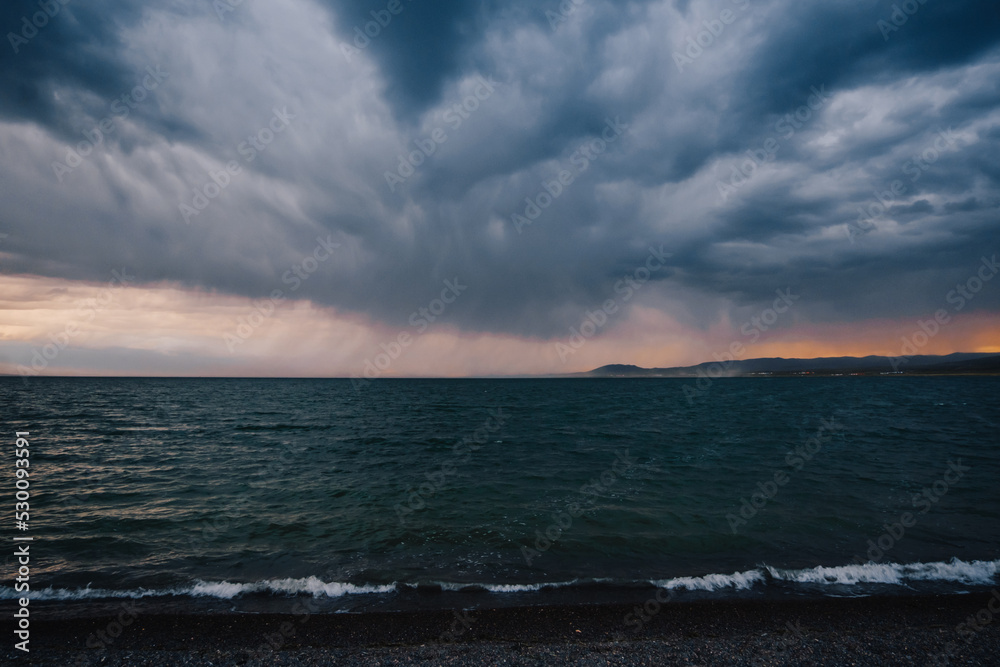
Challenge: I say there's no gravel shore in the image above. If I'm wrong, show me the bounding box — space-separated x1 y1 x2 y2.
5 593 999 665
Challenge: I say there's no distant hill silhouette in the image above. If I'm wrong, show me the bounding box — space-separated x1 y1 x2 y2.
581 353 1000 377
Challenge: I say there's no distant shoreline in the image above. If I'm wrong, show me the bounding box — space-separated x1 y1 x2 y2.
3 352 999 379
3 374 1000 380
570 370 1000 378
577 352 1000 379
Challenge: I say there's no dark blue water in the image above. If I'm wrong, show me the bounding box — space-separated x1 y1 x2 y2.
2 377 998 613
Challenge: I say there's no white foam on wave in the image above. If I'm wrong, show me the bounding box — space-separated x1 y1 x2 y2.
189 581 247 599
0 578 396 601
429 581 544 593
481 577 618 593
648 558 1000 592
0 585 186 601
432 580 574 593
483 583 545 593
767 562 907 586
766 558 1000 587
903 558 1000 584
189 577 396 599
651 569 764 591
5 558 996 601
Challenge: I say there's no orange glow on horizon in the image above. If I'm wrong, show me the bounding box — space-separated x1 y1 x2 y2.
1 273 998 377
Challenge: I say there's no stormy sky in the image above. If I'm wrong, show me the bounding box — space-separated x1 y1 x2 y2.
1 0 999 377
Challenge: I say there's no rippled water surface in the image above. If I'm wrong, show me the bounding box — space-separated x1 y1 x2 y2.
2 377 998 610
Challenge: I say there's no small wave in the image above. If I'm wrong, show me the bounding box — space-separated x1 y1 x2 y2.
190 577 395 599
765 558 1000 587
6 558 996 601
646 558 999 592
0 585 182 601
1 578 395 601
483 581 586 593
404 580 584 593
651 569 764 591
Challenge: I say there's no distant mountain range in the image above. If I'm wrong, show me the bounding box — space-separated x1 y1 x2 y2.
578 352 1000 377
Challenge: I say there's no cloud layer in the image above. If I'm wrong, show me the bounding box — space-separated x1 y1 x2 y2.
1 0 999 374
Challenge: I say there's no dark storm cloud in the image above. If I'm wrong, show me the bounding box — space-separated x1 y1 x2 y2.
731 1 1000 116
1 0 999 341
2 2 146 132
321 0 655 119
0 1 204 145
322 0 488 115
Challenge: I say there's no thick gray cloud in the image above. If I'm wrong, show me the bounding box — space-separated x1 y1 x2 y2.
1 0 999 340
